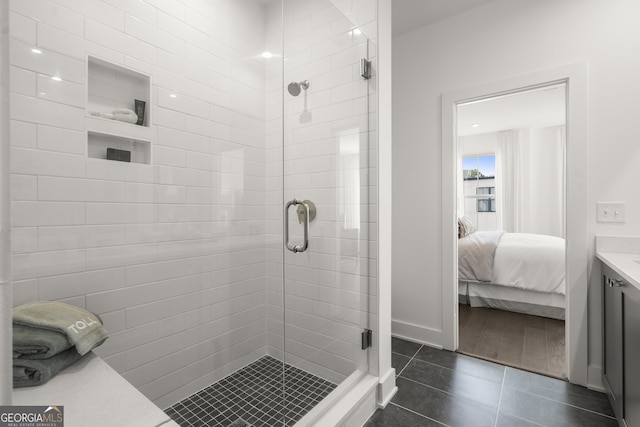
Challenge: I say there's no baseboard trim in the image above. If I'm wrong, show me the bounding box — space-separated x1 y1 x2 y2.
587 365 604 392
377 367 397 408
391 319 443 348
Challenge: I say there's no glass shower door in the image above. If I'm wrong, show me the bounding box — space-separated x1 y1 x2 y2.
279 0 373 423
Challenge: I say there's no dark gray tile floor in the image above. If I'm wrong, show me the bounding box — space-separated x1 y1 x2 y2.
365 337 617 427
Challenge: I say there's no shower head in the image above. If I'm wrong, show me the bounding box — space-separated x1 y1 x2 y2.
287 80 309 97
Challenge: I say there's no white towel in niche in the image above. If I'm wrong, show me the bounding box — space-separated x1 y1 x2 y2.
90 108 138 124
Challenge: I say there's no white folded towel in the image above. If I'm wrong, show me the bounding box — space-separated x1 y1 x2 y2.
90 108 138 124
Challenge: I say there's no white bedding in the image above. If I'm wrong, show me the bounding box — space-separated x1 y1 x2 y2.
458 230 504 282
493 233 565 294
458 231 565 295
459 281 565 320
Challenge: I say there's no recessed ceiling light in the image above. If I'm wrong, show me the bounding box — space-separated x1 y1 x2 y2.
352 28 362 36
261 51 273 59
169 94 177 98
471 123 480 128
51 76 62 82
31 48 42 54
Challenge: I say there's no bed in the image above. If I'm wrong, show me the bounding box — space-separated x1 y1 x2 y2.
457 224 565 320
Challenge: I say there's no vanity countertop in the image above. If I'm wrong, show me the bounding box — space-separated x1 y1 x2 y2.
12 352 179 427
596 235 640 292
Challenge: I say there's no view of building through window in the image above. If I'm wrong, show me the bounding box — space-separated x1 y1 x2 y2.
476 186 495 212
462 155 496 229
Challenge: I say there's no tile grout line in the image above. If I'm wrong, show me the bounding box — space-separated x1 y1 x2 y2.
393 343 422 378
503 413 546 427
387 402 449 426
406 348 505 386
394 348 498 426
493 367 507 427
388 338 614 426
398 375 489 403
457 363 613 425
510 387 619 420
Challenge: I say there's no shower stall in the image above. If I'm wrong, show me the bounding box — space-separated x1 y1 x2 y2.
2 0 384 425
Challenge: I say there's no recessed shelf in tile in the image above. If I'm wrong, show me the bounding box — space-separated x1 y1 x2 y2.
88 131 150 164
87 56 151 127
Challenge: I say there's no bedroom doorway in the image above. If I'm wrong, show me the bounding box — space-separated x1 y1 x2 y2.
440 63 589 386
455 85 567 379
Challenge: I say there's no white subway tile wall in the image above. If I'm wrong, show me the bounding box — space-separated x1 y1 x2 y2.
8 0 377 411
9 0 267 408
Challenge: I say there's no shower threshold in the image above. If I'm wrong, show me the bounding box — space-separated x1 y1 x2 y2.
165 356 336 427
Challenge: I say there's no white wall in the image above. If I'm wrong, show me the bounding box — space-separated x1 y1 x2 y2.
392 0 640 387
458 133 496 157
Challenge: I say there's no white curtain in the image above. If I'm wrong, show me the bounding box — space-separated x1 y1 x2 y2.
495 130 523 233
556 126 566 237
496 127 565 237
456 138 464 219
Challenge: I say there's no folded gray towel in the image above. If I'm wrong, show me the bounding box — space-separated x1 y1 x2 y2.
13 302 108 356
13 324 72 359
13 346 83 388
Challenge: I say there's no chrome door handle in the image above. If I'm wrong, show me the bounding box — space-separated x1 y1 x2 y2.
285 199 310 253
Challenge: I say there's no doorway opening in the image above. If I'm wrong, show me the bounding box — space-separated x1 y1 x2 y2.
455 85 567 379
440 63 588 385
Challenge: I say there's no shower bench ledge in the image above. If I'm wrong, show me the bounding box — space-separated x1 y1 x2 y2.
13 352 178 427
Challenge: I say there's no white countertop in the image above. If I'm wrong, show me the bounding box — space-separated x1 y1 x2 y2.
13 352 179 427
596 235 640 292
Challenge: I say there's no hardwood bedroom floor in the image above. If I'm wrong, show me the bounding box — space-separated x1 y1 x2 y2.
458 304 566 379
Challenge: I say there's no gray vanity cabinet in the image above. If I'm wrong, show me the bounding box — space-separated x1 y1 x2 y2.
624 286 640 427
602 263 640 427
603 264 624 419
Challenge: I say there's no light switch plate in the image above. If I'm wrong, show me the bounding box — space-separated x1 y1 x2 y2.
596 202 626 223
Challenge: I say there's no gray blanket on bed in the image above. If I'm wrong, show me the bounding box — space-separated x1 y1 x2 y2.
458 230 504 282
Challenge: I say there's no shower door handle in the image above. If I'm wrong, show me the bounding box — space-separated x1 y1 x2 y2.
285 199 309 253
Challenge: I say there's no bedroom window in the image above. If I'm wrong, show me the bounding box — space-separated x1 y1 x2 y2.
477 187 496 212
462 155 495 180
462 154 497 222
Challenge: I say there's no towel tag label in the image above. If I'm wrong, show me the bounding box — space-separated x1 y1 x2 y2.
0 405 63 427
66 317 98 336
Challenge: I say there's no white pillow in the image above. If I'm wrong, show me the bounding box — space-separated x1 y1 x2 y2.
458 216 476 238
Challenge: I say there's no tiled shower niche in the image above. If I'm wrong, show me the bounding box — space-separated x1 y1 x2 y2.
86 56 152 164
